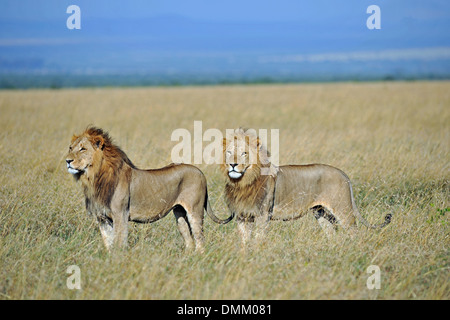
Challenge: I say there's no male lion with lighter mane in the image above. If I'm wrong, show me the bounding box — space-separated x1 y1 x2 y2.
66 126 232 252
222 128 391 245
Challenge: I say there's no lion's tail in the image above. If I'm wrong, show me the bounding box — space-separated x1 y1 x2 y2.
204 190 234 224
347 176 392 229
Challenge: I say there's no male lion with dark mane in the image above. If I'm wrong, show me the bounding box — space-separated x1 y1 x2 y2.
66 126 232 252
222 128 391 245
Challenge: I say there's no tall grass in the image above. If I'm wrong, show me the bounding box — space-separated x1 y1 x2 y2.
0 81 448 299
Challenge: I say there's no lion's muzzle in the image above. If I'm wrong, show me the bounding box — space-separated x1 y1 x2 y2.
228 164 245 179
66 159 82 175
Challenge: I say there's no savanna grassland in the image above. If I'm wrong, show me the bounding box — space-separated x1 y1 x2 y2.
0 81 448 300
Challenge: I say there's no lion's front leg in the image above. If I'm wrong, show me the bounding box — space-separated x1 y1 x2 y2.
97 217 114 250
108 179 130 250
253 180 274 243
98 216 128 251
254 212 271 242
112 214 129 249
236 209 271 248
98 215 128 251
237 218 253 247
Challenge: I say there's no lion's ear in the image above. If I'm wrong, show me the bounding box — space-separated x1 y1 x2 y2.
71 134 78 143
93 135 105 150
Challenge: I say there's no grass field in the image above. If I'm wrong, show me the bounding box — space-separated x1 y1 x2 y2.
0 81 448 300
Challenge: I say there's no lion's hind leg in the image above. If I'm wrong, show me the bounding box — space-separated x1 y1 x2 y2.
311 205 338 237
185 205 205 253
173 205 195 251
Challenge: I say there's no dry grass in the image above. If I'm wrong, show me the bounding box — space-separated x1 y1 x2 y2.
0 81 448 300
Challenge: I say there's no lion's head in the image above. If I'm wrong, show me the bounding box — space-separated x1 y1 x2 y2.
66 127 135 206
66 127 135 176
221 128 276 186
65 127 111 179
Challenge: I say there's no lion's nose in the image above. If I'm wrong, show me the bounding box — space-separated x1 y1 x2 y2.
230 163 238 169
66 159 73 165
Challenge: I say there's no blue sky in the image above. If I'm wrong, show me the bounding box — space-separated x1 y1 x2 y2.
1 0 449 22
3 1 359 21
2 0 449 48
1 0 449 85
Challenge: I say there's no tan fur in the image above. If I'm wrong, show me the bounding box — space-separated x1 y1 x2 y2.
66 126 232 252
222 128 391 245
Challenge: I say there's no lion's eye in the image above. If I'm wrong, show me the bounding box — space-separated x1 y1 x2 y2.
241 152 248 156
226 151 232 155
79 147 86 152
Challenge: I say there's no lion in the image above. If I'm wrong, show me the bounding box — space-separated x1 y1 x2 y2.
65 126 232 252
222 128 391 244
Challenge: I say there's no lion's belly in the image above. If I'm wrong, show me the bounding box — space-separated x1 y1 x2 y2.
128 189 180 222
128 169 182 223
272 194 314 220
129 202 174 223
